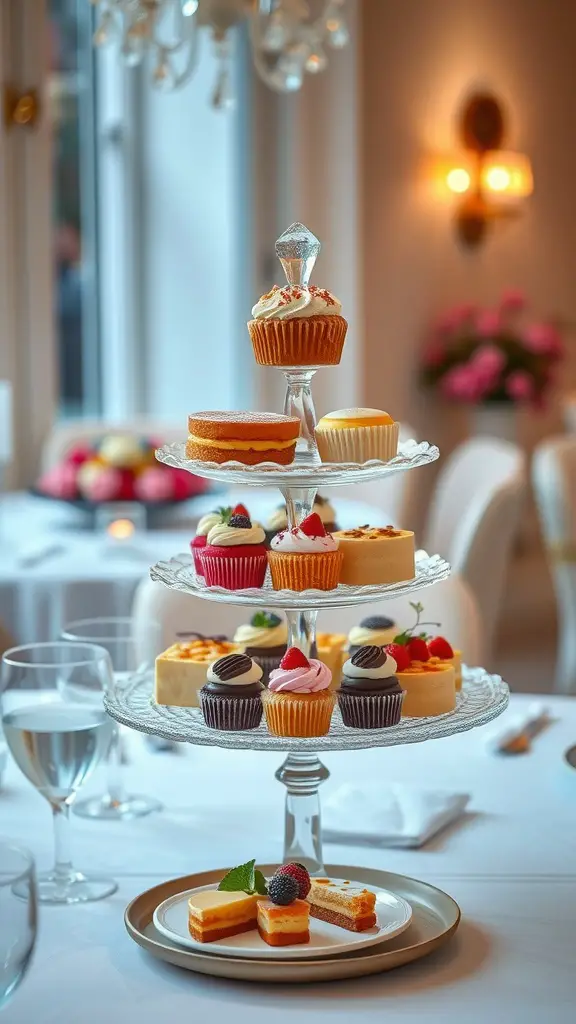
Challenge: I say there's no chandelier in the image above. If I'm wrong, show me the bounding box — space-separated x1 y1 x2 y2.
91 1 349 106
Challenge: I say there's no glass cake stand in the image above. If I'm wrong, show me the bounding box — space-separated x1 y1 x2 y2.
117 223 510 874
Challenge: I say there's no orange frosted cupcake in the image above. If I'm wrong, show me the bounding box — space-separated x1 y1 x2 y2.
315 408 399 464
268 512 343 591
248 222 347 367
263 647 335 737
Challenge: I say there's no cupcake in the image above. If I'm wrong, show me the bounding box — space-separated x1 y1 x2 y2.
264 495 338 547
200 653 264 731
338 646 405 729
264 504 289 547
191 505 234 575
313 495 339 534
202 514 267 590
247 223 347 367
186 411 300 466
233 611 288 685
348 616 397 658
333 525 415 586
315 408 399 464
268 512 343 591
263 647 335 737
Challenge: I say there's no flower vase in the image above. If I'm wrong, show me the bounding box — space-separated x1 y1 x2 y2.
471 404 517 445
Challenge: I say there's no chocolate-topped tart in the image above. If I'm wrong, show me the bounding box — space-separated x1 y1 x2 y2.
338 645 405 730
200 653 264 731
347 614 397 657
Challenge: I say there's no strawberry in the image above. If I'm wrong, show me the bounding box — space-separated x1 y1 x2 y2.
407 637 430 662
275 862 311 900
385 643 411 671
428 635 454 659
232 503 249 518
299 512 326 538
280 647 310 670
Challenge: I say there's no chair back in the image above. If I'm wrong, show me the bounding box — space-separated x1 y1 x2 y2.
336 422 419 527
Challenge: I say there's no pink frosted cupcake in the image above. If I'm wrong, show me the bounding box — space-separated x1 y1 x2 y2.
262 647 335 737
201 513 267 590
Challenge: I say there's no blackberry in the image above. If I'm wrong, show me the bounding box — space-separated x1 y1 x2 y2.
267 873 299 906
228 514 252 529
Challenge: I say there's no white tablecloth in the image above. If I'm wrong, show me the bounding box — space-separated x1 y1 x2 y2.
0 492 383 643
2 694 576 1021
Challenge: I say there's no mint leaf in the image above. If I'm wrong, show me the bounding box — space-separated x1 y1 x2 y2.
217 505 233 524
218 858 256 893
392 631 410 645
253 869 268 896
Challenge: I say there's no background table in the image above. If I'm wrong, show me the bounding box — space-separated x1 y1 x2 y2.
0 491 383 642
2 694 576 1022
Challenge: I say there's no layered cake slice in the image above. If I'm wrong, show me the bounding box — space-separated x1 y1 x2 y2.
187 889 259 942
307 879 377 932
257 898 310 946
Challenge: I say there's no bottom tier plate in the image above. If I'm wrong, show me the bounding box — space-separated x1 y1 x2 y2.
125 864 460 983
105 667 509 751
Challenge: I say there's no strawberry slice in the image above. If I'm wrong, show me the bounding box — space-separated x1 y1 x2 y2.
428 635 454 659
280 647 310 670
385 643 411 671
299 512 326 538
232 503 249 518
407 637 430 662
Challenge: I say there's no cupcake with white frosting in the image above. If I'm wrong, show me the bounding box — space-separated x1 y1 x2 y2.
201 513 267 590
191 505 235 575
234 612 288 685
268 512 343 592
264 495 339 546
348 615 397 658
200 653 264 731
338 645 405 729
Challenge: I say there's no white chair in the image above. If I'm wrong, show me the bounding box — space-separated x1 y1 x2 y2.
40 418 183 472
133 573 483 667
423 437 526 664
336 422 419 527
533 435 576 692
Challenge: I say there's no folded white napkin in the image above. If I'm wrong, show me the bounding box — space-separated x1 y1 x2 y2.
322 783 470 849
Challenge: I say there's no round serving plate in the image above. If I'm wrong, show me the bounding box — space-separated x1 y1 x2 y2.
149 550 451 610
125 863 461 983
155 439 440 488
105 666 509 751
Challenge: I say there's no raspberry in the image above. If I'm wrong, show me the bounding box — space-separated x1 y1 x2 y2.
267 874 299 906
407 637 430 662
280 647 310 670
232 503 249 518
385 643 411 672
428 635 454 659
299 512 326 538
275 863 311 899
228 514 252 529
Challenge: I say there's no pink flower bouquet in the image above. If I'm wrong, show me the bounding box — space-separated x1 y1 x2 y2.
421 290 565 408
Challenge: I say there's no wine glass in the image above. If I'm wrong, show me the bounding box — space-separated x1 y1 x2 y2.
1 643 118 904
0 841 37 1010
60 617 162 820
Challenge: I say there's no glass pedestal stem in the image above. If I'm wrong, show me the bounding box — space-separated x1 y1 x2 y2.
275 752 330 876
285 610 318 657
281 486 317 528
283 369 320 465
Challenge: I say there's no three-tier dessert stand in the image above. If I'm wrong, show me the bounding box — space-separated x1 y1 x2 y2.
105 224 509 876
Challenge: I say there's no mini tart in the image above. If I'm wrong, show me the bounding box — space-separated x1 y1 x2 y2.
268 549 343 591
396 658 456 717
333 526 415 586
315 408 399 464
262 688 336 737
154 640 240 708
186 411 300 466
248 313 348 367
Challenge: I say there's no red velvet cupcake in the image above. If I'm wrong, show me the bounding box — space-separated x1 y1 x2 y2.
201 513 267 590
190 504 249 576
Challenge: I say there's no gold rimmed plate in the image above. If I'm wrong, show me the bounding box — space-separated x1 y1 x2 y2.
126 863 460 983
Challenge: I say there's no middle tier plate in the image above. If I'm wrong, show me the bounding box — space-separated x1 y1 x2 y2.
149 550 451 609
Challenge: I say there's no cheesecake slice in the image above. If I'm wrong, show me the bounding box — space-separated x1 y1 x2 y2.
155 639 241 708
307 878 377 932
187 889 259 942
257 898 310 946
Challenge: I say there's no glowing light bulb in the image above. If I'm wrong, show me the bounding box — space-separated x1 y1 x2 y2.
305 49 327 74
107 519 135 541
485 166 511 192
446 167 472 194
182 0 198 14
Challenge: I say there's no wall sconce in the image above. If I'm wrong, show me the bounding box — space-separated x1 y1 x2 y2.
442 92 533 248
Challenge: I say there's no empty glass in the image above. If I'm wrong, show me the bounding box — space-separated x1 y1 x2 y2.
0 841 37 1009
1 643 118 904
60 617 162 820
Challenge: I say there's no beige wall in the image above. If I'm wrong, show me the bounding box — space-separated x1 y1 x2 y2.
361 0 576 458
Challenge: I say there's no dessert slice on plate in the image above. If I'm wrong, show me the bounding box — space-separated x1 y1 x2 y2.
307 878 377 932
187 890 259 943
257 899 310 946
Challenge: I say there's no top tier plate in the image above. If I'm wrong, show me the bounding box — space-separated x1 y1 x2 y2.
155 439 440 488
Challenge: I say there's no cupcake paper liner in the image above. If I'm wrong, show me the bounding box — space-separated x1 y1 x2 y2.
191 539 207 576
200 691 263 731
338 690 405 730
248 316 347 367
268 549 343 591
201 552 268 590
263 689 336 737
315 422 400 464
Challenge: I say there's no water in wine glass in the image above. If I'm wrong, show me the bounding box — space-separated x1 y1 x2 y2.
2 704 113 804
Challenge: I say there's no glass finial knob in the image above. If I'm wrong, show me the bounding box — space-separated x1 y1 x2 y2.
275 222 320 287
